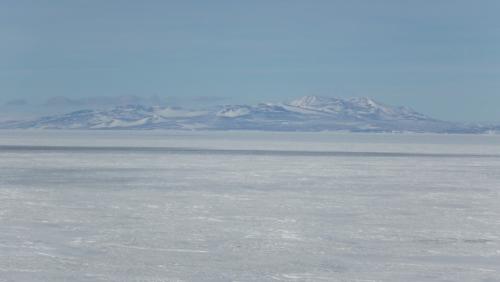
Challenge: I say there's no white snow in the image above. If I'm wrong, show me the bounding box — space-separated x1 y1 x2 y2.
0 130 499 281
155 107 207 118
216 106 252 118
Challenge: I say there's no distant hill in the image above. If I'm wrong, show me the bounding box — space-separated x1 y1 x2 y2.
0 96 493 133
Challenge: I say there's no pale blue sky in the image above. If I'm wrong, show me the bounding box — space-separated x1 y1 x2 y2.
1 0 499 121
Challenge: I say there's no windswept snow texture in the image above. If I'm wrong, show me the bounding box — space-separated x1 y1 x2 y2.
1 131 500 281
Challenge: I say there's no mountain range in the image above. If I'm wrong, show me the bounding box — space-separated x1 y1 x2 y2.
0 96 495 133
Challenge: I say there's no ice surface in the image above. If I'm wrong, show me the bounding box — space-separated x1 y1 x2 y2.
1 131 500 281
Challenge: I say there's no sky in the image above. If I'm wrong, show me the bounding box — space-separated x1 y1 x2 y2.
1 0 499 122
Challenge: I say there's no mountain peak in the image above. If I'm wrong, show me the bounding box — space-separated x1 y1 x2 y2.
1 96 485 133
288 95 384 109
288 95 335 108
347 96 380 107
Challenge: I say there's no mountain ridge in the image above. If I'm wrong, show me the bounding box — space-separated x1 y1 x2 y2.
0 96 494 133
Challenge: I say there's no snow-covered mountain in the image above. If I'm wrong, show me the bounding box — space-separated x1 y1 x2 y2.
286 96 429 121
0 96 491 133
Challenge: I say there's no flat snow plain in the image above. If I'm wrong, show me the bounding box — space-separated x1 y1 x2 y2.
1 130 500 282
